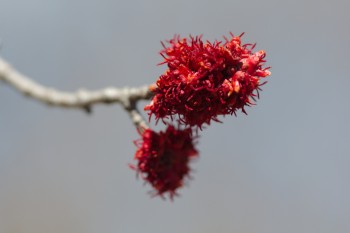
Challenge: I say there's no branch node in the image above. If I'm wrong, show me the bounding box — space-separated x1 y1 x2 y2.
83 105 93 114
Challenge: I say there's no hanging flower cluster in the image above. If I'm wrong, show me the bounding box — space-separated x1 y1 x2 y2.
130 125 198 199
131 33 270 199
145 33 271 128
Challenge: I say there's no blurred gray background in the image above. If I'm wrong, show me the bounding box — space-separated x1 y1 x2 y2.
0 0 349 232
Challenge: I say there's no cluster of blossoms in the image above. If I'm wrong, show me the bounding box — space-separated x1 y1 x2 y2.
131 33 270 199
145 33 270 128
131 126 198 199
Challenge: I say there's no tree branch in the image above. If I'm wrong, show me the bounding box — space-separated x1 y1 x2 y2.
0 56 153 129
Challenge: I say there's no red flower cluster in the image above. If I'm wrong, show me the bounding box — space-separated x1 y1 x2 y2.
131 33 270 198
145 33 271 128
131 125 198 199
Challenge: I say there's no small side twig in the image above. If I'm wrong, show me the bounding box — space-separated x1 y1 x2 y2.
123 101 149 131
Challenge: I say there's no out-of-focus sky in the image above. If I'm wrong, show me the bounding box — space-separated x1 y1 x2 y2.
0 0 349 232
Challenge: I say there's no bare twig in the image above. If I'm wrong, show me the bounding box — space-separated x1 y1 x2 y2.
124 103 150 131
0 56 153 129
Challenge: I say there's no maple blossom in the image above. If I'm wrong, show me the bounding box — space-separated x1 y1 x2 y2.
131 125 198 199
145 33 271 128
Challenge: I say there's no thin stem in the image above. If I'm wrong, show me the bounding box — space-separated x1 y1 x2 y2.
0 56 153 128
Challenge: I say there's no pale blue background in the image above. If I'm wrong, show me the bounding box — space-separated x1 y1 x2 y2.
0 0 349 232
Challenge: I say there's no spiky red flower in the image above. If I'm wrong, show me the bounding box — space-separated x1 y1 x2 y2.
145 33 271 128
131 125 198 199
